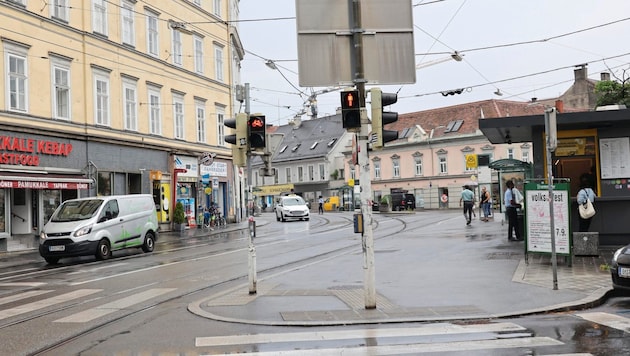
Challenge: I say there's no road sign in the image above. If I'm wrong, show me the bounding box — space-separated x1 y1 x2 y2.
465 154 478 170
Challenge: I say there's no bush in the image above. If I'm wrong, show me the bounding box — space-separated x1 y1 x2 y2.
173 202 186 224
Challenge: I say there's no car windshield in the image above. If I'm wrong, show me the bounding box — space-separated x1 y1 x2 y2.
51 199 104 222
283 197 305 206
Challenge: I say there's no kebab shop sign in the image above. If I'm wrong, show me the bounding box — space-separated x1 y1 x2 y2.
0 135 73 166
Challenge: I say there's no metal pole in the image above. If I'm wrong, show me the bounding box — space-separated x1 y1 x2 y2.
545 109 558 290
350 0 376 309
245 83 257 294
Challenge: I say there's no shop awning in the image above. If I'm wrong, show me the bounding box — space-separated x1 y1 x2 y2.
0 172 93 190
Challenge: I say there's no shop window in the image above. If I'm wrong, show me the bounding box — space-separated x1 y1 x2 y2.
98 172 112 196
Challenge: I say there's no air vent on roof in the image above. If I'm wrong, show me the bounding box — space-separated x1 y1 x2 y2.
310 141 318 149
327 138 337 147
292 143 301 152
279 145 288 153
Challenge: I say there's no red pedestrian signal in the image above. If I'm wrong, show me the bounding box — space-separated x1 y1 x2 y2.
248 114 266 149
341 90 361 129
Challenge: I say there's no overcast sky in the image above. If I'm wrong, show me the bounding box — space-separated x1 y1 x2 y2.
239 1 630 126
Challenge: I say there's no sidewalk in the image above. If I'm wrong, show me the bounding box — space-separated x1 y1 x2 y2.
0 213 616 325
188 213 616 326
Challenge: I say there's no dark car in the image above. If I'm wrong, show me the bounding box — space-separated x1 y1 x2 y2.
611 244 630 291
388 193 416 211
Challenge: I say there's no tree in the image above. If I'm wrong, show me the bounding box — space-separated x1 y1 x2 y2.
595 70 630 107
173 201 186 225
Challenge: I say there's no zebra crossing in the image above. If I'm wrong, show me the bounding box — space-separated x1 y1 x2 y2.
0 282 628 355
0 285 174 324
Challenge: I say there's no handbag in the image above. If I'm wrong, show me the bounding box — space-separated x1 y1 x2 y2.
579 195 596 219
510 189 522 209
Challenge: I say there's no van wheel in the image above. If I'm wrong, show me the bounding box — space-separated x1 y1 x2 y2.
95 239 111 260
142 232 155 253
45 257 59 264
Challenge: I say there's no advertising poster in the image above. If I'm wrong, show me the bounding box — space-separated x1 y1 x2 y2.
525 183 571 255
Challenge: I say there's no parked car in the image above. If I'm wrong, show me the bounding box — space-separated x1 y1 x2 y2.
275 195 310 222
384 193 416 211
39 194 158 264
611 244 630 290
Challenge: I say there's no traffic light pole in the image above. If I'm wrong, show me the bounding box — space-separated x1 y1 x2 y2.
245 83 257 294
350 0 376 309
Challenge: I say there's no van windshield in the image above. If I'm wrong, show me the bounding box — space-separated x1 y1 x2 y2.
51 199 104 222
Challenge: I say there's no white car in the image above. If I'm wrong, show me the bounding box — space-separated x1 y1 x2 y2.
275 195 310 222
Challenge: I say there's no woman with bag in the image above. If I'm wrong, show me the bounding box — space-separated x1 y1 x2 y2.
576 175 596 232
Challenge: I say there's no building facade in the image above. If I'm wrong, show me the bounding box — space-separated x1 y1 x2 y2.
0 0 243 241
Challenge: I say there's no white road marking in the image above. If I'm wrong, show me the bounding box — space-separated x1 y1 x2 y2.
54 288 175 323
66 262 128 275
577 312 630 333
199 337 562 355
197 322 526 346
0 282 46 287
0 290 52 306
0 289 101 320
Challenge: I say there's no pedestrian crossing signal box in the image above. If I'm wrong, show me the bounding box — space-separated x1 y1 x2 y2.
353 213 364 234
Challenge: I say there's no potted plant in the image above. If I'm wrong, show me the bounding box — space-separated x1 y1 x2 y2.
379 195 391 212
173 201 186 232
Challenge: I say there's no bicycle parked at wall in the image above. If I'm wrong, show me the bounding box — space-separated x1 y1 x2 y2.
202 206 227 229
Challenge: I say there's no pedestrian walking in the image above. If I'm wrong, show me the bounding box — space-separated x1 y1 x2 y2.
460 185 474 225
577 174 596 232
504 180 523 241
318 195 324 214
480 186 491 221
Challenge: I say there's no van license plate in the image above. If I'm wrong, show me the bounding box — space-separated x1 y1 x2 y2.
619 267 630 278
49 245 65 252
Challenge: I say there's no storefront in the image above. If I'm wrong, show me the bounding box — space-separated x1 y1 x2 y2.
0 133 92 239
479 107 630 245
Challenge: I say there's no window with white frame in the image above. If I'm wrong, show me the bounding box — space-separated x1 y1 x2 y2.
121 1 135 46
172 29 183 66
51 57 70 120
193 0 201 5
414 155 423 176
148 86 161 135
274 170 279 184
286 167 291 183
173 93 185 139
297 166 304 182
439 156 448 174
146 10 159 57
319 164 325 180
194 35 204 74
308 165 314 181
392 157 400 178
213 0 222 17
92 0 108 35
52 0 69 21
214 44 224 81
196 100 206 143
522 150 530 163
507 148 514 160
5 42 28 112
8 0 26 5
216 106 226 145
93 70 110 125
122 78 137 131
374 160 381 179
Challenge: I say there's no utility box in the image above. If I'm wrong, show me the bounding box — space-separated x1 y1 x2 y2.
353 213 364 234
573 232 599 256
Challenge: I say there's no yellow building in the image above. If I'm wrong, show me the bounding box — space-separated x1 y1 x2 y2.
0 0 243 238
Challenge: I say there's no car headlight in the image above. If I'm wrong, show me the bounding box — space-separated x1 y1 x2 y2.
40 231 47 241
74 224 93 237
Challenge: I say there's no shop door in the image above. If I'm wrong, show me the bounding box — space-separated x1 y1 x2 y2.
11 189 31 234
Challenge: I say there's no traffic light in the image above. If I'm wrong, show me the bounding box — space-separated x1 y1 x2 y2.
370 88 399 149
341 90 361 129
248 114 266 149
224 113 247 166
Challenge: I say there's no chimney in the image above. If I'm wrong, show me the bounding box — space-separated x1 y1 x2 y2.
601 72 611 81
574 64 587 81
555 100 564 113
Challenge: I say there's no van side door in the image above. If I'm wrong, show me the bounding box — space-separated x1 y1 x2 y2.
97 200 124 249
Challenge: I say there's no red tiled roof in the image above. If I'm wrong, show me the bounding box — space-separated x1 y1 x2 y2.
392 99 547 139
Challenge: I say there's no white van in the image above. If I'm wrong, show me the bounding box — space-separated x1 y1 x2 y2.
39 194 159 264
